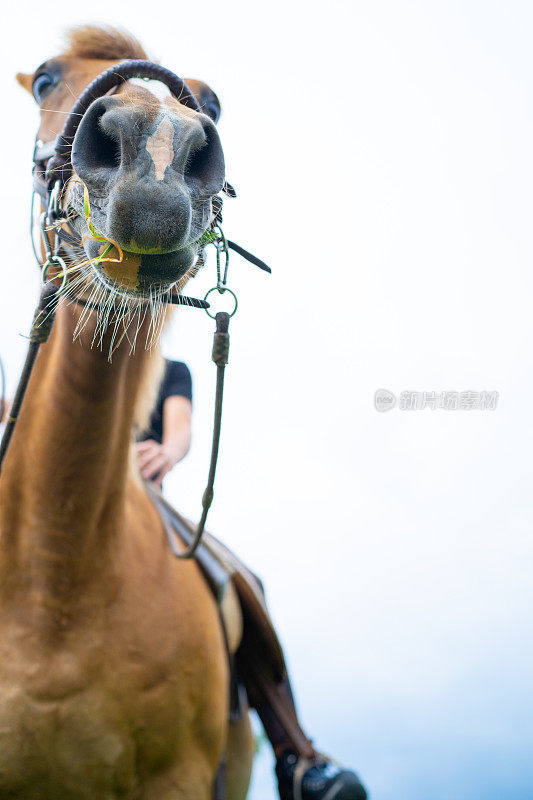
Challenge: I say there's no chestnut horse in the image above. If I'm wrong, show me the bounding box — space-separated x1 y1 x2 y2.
0 26 254 799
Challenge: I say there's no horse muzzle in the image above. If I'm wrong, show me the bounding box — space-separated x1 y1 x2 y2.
69 94 225 290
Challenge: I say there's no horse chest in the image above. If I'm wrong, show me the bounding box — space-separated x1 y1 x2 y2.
0 638 203 799
0 683 138 799
0 528 228 798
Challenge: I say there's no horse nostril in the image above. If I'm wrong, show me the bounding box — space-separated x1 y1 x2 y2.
183 119 225 197
72 99 121 182
92 113 121 170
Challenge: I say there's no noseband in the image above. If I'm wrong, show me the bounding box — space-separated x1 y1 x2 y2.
33 58 240 221
34 60 202 208
46 60 200 192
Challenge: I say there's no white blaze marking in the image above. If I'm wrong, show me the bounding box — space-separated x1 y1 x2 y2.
146 116 175 181
128 78 171 102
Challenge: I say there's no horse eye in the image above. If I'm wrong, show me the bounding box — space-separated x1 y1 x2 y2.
202 99 220 123
32 73 55 103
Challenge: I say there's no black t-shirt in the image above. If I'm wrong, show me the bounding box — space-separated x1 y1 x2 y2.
141 360 192 444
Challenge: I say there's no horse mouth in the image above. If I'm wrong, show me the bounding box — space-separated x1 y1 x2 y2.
82 238 199 297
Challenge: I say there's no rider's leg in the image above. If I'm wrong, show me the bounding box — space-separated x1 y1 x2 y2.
239 650 367 800
254 674 311 757
220 558 368 800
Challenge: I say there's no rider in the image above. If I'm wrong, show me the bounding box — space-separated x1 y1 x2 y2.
137 359 367 800
135 360 193 485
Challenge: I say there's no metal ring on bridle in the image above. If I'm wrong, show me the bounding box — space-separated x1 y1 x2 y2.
47 180 62 220
41 256 68 294
212 223 230 287
204 287 238 319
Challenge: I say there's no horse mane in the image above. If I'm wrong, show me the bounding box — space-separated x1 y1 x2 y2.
134 347 166 436
63 25 148 61
132 308 177 438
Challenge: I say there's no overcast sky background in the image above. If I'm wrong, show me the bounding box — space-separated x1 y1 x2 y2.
0 2 532 799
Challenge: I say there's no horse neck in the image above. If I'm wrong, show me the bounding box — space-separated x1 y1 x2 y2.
0 301 157 598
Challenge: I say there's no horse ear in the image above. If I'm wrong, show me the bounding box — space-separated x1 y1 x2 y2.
185 79 221 123
16 73 34 94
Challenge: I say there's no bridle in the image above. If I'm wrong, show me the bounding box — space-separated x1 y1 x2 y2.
31 58 247 311
1 58 270 558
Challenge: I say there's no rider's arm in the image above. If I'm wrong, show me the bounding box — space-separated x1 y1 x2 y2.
162 394 192 465
136 361 193 485
136 397 191 484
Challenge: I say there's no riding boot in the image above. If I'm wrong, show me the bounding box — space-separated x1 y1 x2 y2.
240 655 367 800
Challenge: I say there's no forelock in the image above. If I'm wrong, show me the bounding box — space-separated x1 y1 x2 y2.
63 25 148 61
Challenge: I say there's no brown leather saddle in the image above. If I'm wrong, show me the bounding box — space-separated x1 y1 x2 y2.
146 483 286 686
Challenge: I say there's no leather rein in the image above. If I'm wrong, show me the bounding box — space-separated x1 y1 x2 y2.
0 59 270 559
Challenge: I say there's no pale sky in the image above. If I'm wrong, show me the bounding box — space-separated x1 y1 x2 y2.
1 3 532 799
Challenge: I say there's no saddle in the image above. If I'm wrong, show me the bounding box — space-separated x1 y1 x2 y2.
146 484 286 687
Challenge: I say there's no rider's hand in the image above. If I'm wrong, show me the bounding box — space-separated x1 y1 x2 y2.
136 396 191 485
135 439 176 485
